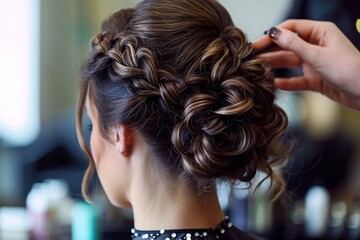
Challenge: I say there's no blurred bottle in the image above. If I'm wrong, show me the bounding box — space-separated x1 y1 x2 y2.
26 183 51 240
247 172 273 236
304 186 330 238
328 201 347 239
71 201 99 240
282 200 305 240
346 205 360 240
26 179 74 240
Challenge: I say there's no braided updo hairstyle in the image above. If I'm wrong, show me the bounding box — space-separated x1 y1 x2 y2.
77 0 290 201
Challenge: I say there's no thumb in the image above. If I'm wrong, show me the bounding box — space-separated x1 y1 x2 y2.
268 27 319 66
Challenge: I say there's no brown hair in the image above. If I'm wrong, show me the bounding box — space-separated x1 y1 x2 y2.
77 0 290 201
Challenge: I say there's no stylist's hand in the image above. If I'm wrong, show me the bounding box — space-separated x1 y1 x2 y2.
253 19 360 110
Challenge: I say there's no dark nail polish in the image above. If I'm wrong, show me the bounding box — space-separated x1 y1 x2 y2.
268 27 281 40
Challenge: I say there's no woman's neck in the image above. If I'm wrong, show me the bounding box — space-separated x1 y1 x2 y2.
130 175 225 230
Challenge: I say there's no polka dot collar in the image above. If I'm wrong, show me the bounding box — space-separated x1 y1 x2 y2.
131 216 233 240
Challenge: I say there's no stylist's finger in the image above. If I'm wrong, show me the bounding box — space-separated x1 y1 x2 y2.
276 19 320 40
275 76 314 91
252 34 272 50
258 51 302 68
267 27 320 67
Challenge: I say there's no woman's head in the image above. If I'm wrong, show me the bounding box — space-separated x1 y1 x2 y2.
77 0 289 203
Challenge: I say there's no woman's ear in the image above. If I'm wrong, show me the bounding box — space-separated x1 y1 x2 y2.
114 124 134 157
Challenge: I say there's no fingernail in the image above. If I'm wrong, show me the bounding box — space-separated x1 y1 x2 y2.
267 27 281 40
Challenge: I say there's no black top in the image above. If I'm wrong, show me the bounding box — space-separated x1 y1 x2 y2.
131 217 263 240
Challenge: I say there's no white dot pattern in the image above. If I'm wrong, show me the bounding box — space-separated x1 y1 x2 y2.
131 216 234 239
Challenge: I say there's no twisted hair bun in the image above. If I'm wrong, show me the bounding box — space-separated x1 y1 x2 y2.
171 26 287 185
78 0 290 197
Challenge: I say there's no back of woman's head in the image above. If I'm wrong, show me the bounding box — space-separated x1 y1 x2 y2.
77 0 289 199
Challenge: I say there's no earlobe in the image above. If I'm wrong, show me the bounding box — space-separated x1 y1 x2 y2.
114 124 133 157
114 133 120 143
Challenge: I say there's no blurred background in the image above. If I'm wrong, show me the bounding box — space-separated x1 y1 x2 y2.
0 0 360 239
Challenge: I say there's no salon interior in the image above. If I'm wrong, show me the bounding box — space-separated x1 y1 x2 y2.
0 0 360 239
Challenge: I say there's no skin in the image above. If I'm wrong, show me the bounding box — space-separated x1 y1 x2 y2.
253 19 360 111
85 96 225 230
86 95 132 208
